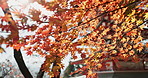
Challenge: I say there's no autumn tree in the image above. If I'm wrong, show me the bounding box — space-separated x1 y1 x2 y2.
0 0 148 78
0 0 43 78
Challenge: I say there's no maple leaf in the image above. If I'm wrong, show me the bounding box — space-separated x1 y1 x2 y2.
0 47 5 53
145 42 148 48
61 25 67 31
0 0 147 77
132 55 140 63
111 50 117 54
136 20 143 25
41 30 49 35
13 44 22 51
97 63 102 68
26 51 33 55
29 9 41 22
30 25 38 31
129 50 135 56
81 53 86 59
73 56 77 59
131 17 136 23
144 13 148 19
121 37 126 42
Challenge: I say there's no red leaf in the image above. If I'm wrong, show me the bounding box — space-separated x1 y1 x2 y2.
73 56 77 59
26 51 33 55
81 53 86 59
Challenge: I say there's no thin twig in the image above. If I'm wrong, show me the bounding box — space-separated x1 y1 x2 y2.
68 1 140 31
122 20 148 38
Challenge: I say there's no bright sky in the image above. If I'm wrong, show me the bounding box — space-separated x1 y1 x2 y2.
8 0 53 15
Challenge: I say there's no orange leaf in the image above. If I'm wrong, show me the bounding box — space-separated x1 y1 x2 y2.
146 43 148 48
42 30 49 35
129 50 135 56
0 47 5 53
97 63 102 68
13 44 22 51
61 25 67 31
121 38 126 42
30 9 41 21
132 55 140 63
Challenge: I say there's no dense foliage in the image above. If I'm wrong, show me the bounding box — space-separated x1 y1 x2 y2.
0 0 148 77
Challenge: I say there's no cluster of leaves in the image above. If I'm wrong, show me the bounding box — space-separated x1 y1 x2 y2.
0 0 45 50
24 0 148 77
0 0 148 77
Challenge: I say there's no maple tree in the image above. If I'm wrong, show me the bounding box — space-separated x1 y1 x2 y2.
0 0 148 78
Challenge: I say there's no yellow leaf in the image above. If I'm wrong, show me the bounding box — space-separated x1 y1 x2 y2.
0 47 5 53
124 28 130 32
112 50 117 54
97 53 102 58
126 17 131 22
146 4 148 8
88 70 93 75
109 46 116 49
137 46 143 52
129 50 135 56
131 10 136 15
121 38 126 43
97 63 102 68
136 20 143 25
133 44 138 48
127 44 132 50
144 13 148 19
131 17 136 23
139 25 145 30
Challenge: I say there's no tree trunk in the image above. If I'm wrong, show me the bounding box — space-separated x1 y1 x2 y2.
14 49 33 78
1 2 41 78
51 62 61 78
1 6 33 78
37 64 45 78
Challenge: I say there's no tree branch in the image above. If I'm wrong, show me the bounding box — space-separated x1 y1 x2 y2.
1 5 33 78
37 64 45 78
83 18 105 38
14 49 33 78
51 62 61 78
68 1 140 31
122 20 148 38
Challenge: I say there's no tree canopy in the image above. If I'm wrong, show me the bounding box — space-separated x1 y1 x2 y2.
0 0 148 78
